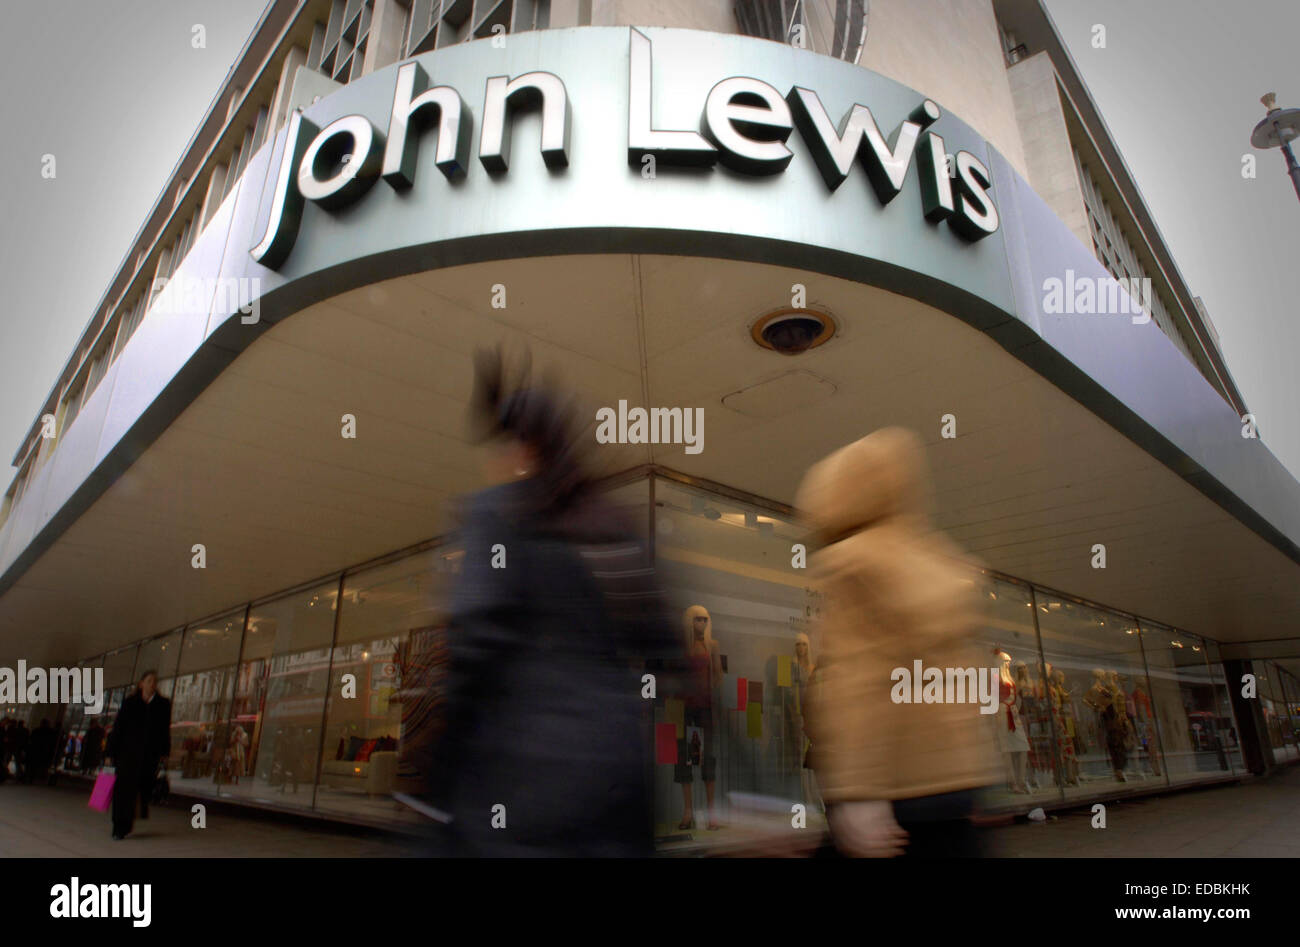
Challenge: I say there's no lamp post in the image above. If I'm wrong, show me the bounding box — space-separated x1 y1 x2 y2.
1251 93 1300 205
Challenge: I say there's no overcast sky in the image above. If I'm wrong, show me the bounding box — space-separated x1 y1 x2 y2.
2 0 1298 485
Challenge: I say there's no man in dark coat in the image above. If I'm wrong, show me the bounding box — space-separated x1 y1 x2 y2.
106 671 172 839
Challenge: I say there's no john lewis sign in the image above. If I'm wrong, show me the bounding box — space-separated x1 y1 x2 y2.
251 28 998 270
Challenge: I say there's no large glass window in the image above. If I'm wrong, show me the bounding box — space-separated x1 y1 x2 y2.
1258 662 1297 763
316 549 446 823
1139 623 1233 783
219 582 338 807
168 609 245 797
103 643 139 692
1282 670 1300 763
133 628 182 686
55 661 88 774
969 576 1062 809
650 476 811 852
1034 598 1158 798
1201 640 1245 773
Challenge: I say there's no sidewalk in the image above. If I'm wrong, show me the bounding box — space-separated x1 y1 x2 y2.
2 766 1296 857
0 780 427 857
987 764 1300 857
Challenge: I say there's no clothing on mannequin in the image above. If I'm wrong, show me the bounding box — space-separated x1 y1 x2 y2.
994 650 1030 793
1049 669 1080 786
675 605 722 831
1084 669 1128 781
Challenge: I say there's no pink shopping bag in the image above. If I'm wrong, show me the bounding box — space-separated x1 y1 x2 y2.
88 770 116 811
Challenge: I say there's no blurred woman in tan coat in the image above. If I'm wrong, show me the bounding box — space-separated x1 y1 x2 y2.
796 428 996 857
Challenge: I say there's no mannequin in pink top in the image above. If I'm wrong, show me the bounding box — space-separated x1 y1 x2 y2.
676 605 723 831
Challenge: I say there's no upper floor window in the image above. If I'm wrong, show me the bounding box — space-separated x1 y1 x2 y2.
736 0 869 63
405 0 550 56
318 0 376 83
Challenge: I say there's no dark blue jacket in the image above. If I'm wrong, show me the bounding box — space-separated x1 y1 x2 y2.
435 479 678 856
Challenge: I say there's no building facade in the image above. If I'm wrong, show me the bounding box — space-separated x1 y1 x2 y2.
2 0 1298 851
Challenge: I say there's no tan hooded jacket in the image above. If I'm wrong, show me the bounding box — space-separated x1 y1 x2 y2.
795 428 997 804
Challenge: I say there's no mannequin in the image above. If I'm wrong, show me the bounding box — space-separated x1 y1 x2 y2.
676 605 723 830
994 650 1030 793
1084 669 1127 781
792 633 821 810
1013 661 1044 791
1131 679 1161 776
1049 668 1080 786
1109 670 1139 767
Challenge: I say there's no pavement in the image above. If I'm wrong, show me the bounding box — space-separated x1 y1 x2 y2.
986 764 1300 858
0 779 427 857
2 765 1296 857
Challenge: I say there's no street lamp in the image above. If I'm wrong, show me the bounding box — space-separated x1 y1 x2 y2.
1251 92 1300 204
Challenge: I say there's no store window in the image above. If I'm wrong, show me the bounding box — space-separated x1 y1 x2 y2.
222 582 338 807
133 628 182 690
99 684 128 767
1258 662 1296 763
1139 623 1233 783
1282 670 1300 763
1034 598 1159 797
969 576 1061 809
55 661 87 774
103 643 140 692
168 609 246 797
1202 640 1244 773
650 475 812 851
317 549 446 823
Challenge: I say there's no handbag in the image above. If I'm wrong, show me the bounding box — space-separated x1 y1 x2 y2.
89 769 116 811
152 763 170 805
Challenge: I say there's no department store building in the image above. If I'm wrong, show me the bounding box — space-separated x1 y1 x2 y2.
2 0 1298 850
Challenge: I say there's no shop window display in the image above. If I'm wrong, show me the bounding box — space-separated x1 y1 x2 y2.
1201 640 1244 773
1138 624 1235 783
1033 598 1160 799
316 549 446 823
1258 663 1297 763
219 582 337 807
649 476 814 850
97 685 128 774
971 577 1063 808
55 661 88 774
1281 670 1300 764
167 609 245 798
1272 663 1298 761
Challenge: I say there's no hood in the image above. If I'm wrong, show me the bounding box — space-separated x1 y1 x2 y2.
683 604 713 649
795 427 931 542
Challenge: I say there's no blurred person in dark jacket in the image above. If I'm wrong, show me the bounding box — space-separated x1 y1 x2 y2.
27 718 56 784
430 346 678 857
106 670 172 839
796 428 996 858
81 718 105 774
